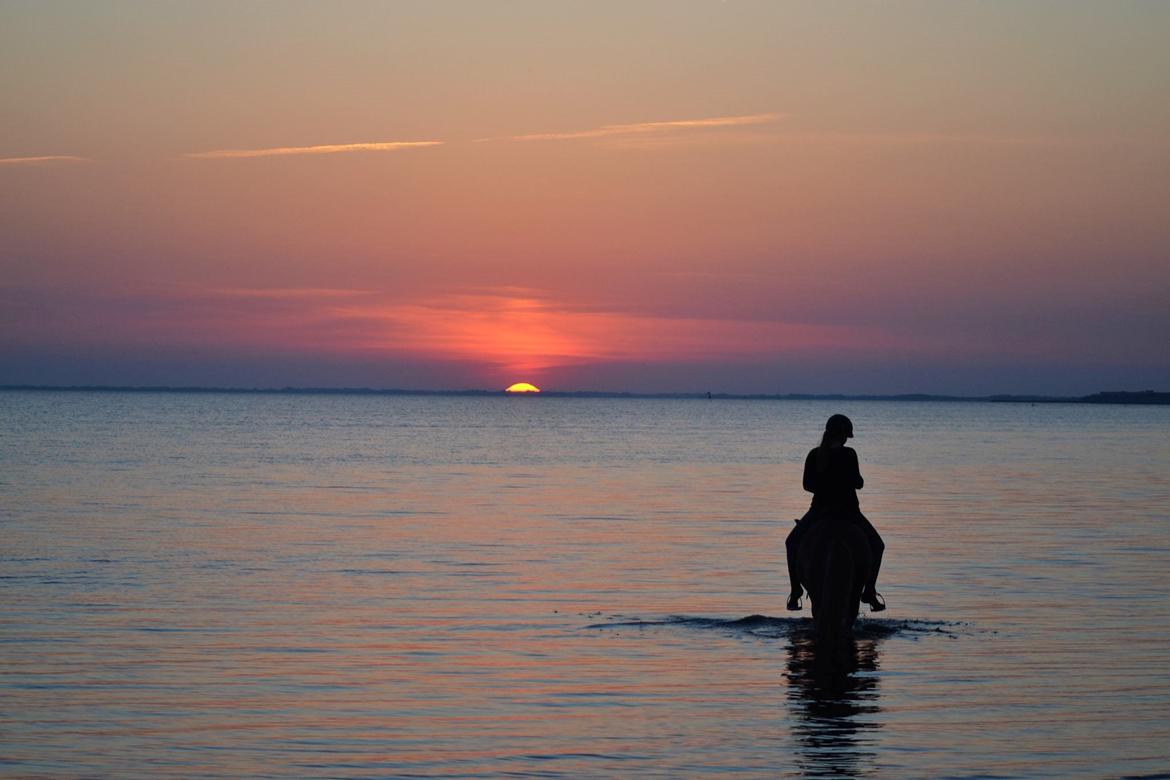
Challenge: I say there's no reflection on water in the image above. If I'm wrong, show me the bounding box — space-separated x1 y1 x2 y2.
785 630 884 778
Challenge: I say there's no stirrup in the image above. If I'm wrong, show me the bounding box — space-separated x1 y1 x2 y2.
786 592 803 611
864 591 886 612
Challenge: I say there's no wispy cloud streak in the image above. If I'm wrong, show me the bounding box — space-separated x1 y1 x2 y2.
0 155 89 166
207 287 375 300
486 112 784 142
775 131 1072 147
185 141 442 159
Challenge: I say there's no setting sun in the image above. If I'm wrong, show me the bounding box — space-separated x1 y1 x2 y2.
504 382 541 393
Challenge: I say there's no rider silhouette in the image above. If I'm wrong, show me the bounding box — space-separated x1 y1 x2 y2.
785 414 886 612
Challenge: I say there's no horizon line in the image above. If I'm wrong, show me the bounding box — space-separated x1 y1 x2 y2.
2 384 1166 405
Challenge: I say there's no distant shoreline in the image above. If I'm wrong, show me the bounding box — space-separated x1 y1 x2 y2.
2 385 1168 405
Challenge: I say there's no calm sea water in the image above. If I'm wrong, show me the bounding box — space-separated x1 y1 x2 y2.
2 391 1168 778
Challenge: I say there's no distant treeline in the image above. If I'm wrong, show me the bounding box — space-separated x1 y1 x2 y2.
2 386 1168 405
982 390 1170 405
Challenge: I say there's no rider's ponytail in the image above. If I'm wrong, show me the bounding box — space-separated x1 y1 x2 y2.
817 414 854 472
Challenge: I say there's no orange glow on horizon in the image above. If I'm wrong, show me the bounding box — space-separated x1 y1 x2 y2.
324 290 915 381
14 286 928 389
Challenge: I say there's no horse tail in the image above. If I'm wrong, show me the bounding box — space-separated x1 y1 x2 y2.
818 534 855 642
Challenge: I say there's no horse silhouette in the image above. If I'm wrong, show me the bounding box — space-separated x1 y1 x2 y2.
796 513 873 642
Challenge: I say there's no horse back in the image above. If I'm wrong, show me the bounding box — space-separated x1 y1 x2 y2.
798 513 872 576
796 512 873 605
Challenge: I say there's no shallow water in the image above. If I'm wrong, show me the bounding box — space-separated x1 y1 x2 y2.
2 391 1168 778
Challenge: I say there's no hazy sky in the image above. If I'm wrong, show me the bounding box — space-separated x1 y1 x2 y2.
2 1 1168 393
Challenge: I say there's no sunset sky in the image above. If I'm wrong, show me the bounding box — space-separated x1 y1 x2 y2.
2 1 1168 394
